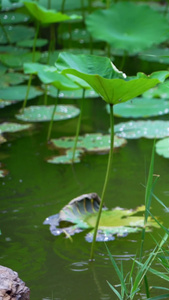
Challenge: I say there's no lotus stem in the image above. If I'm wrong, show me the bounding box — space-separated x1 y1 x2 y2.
48 0 51 9
61 0 66 13
44 84 48 105
90 103 114 261
47 89 59 141
22 22 40 110
72 89 85 163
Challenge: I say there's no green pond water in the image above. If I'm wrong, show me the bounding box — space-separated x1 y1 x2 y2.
0 96 169 299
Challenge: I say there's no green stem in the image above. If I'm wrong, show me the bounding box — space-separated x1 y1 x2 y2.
44 84 48 105
32 22 40 62
47 89 59 141
48 0 51 9
22 22 40 111
72 89 85 163
61 0 66 13
90 104 114 261
22 74 33 111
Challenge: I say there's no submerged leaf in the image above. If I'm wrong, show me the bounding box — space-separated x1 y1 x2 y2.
156 138 169 158
107 98 169 118
44 193 158 242
115 120 169 139
16 105 80 122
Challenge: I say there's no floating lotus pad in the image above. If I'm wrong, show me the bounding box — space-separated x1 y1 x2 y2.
0 12 29 24
0 25 35 44
22 1 81 24
115 120 169 139
47 149 83 164
0 122 32 134
44 86 99 99
50 133 127 153
143 81 169 99
16 105 80 122
0 72 28 88
44 193 158 242
0 52 41 68
156 138 169 158
0 85 43 101
107 98 169 118
17 39 48 48
86 2 169 54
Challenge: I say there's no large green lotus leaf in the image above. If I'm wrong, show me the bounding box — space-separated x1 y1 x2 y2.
0 12 29 24
143 81 169 99
107 97 169 118
85 2 169 55
0 72 28 88
139 47 169 64
51 133 127 153
115 120 169 139
47 149 83 164
0 85 43 101
44 193 158 241
24 62 80 90
156 138 169 158
0 25 35 44
0 52 41 68
55 53 161 104
0 122 32 134
16 105 80 122
22 1 81 24
17 38 48 48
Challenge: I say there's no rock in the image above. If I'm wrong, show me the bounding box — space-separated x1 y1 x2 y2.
0 265 30 300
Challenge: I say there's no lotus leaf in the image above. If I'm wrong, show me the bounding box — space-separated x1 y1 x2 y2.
0 100 13 108
156 138 169 158
0 63 7 75
0 122 32 134
50 133 127 153
115 120 169 139
47 149 83 164
0 12 29 24
35 0 88 10
16 105 80 122
24 62 79 90
0 25 35 44
86 2 169 54
55 53 161 104
0 72 28 88
0 52 41 68
17 38 48 48
143 81 169 99
44 193 158 242
0 85 43 101
47 85 98 99
22 1 81 24
107 98 169 118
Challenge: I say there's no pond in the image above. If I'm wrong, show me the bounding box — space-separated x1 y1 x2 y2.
0 96 169 299
1 0 169 299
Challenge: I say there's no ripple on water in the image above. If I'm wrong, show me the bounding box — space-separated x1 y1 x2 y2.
69 261 89 272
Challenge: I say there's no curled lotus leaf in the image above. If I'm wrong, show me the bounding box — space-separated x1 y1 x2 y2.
44 193 159 242
156 138 169 158
143 81 169 99
16 105 80 122
22 1 81 24
107 97 169 118
50 133 127 153
115 120 169 139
